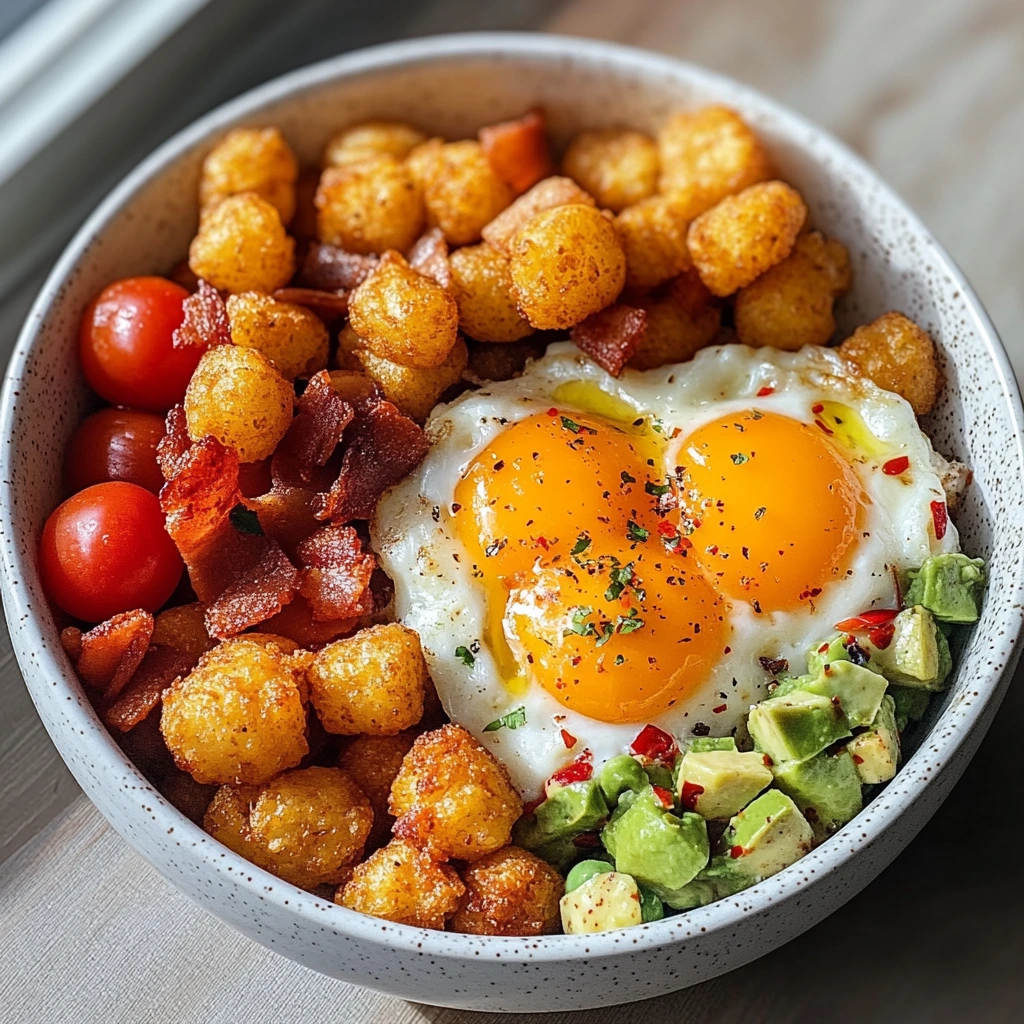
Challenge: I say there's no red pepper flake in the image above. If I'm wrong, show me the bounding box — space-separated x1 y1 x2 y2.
882 456 910 476
814 419 834 435
730 845 745 859
868 621 896 650
712 703 727 714
818 642 830 653
547 407 558 417
535 535 550 551
811 403 824 414
852 754 865 765
757 386 774 397
930 500 948 540
546 751 593 791
652 785 675 809
762 754 774 768
560 728 577 749
657 521 677 537
630 723 678 762
835 609 899 632
680 780 704 811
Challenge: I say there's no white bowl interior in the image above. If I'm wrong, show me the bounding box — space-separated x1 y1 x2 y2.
2 36 1021 1012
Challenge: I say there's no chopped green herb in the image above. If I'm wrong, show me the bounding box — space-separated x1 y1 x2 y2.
604 564 634 602
614 654 625 666
484 706 527 732
651 418 665 435
455 646 475 667
644 480 671 497
560 416 581 434
626 520 649 542
564 605 597 638
754 506 767 521
229 504 263 535
620 470 636 485
616 611 644 635
571 533 592 556
730 453 750 465
594 621 615 647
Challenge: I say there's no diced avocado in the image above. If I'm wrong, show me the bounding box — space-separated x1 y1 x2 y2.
677 750 773 820
871 606 950 690
800 660 888 728
772 749 863 841
644 761 676 792
597 754 648 806
517 833 578 871
805 634 880 677
905 553 985 624
564 859 613 893
849 694 901 784
638 885 665 922
890 685 931 732
532 780 609 840
601 786 709 900
660 854 754 910
688 736 738 753
748 690 851 764
721 790 814 879
559 871 642 933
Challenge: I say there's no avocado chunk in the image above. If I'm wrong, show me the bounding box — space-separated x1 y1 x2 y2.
661 854 755 910
564 858 613 893
871 606 951 690
597 754 649 806
772 749 863 841
747 690 851 764
805 634 880 677
559 871 642 933
638 885 665 922
514 780 609 864
644 760 677 792
800 660 888 728
601 785 709 900
677 750 773 820
848 694 901 784
890 685 931 732
688 736 738 753
905 553 985 624
721 789 814 879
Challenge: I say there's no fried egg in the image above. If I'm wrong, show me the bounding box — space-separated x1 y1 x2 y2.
372 343 960 795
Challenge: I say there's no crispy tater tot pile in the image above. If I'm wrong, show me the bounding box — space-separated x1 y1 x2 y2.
66 105 946 935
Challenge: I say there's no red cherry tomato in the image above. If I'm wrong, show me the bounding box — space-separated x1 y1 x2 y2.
79 276 204 411
64 407 167 495
39 482 182 622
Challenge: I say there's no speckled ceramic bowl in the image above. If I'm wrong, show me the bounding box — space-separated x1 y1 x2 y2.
2 34 1022 1013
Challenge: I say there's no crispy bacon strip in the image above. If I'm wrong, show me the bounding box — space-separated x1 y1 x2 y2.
479 109 554 195
205 543 300 639
272 287 350 323
104 645 193 733
299 243 378 291
173 279 231 349
316 399 428 523
297 524 376 622
272 370 353 488
570 304 647 377
157 405 192 481
61 610 154 700
407 228 451 289
248 484 322 561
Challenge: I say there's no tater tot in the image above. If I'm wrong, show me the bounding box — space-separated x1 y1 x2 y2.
340 731 418 848
307 624 428 736
358 337 468 421
337 838 464 929
199 127 299 224
839 311 941 416
314 155 424 255
629 270 721 370
411 140 513 246
687 180 807 296
562 129 659 212
657 105 773 209
161 638 308 786
734 231 852 349
616 194 692 291
323 120 427 167
183 345 294 462
348 251 459 368
449 242 534 342
480 175 596 253
188 192 295 294
390 724 523 861
226 291 329 380
509 204 626 330
451 847 563 936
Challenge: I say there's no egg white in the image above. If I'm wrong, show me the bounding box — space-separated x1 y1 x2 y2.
372 343 960 795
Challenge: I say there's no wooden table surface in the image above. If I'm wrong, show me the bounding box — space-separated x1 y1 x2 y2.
2 1 1023 1021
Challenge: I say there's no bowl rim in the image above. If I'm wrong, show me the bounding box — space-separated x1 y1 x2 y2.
3 31 1023 963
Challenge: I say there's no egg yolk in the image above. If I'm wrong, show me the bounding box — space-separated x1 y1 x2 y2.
676 409 866 612
454 411 728 723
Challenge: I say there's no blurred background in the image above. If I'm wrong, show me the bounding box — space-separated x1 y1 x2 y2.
0 1 1021 1021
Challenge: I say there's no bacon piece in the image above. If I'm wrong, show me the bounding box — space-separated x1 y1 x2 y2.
259 595 358 648
481 176 595 252
271 287 350 323
479 109 554 195
297 524 376 622
299 243 378 291
61 609 154 700
317 399 428 522
407 228 451 289
248 484 322 561
205 543 300 639
157 405 192 481
570 304 647 377
173 279 231 349
104 645 193 732
272 370 353 488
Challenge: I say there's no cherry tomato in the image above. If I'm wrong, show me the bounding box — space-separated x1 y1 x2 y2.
80 276 204 411
39 482 183 622
64 407 167 495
